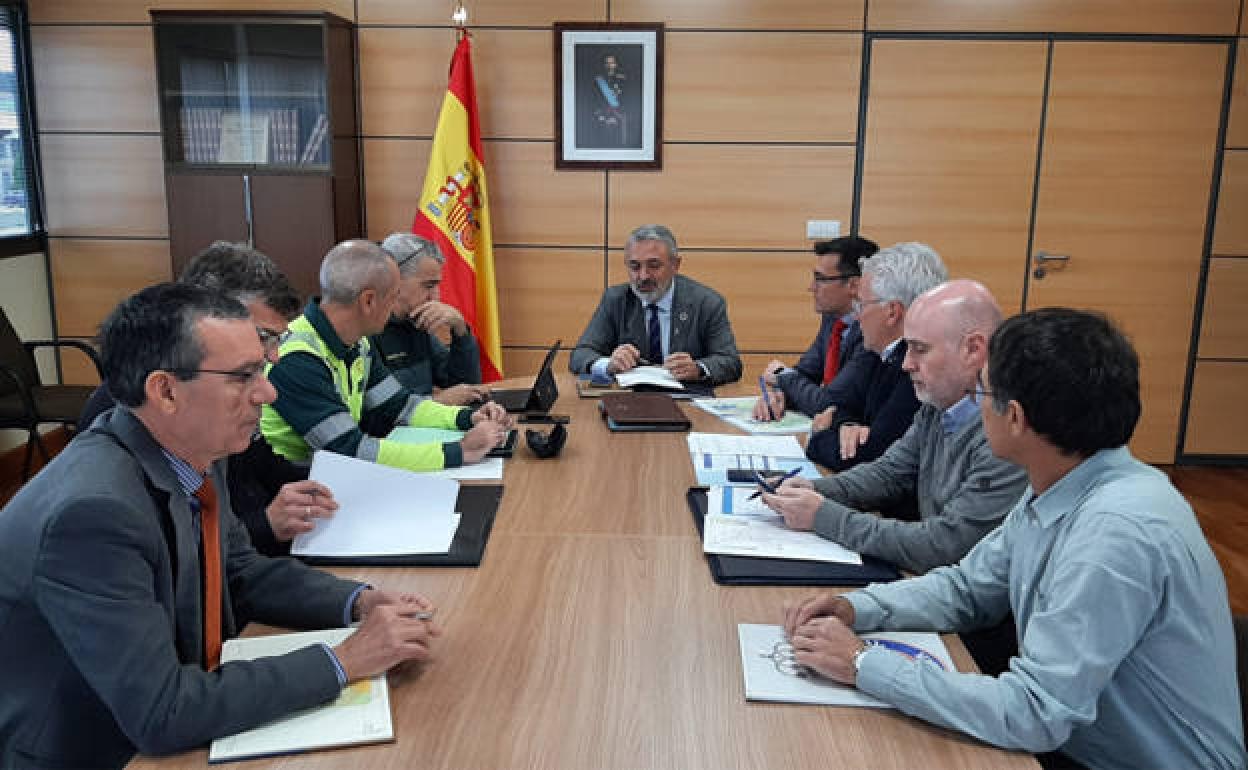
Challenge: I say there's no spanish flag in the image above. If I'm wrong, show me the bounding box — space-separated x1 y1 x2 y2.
412 33 503 381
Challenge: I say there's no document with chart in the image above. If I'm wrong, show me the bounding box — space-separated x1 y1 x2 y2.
208 628 392 762
738 624 953 708
686 432 821 486
703 486 861 565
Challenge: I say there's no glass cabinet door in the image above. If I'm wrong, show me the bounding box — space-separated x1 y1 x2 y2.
155 19 329 169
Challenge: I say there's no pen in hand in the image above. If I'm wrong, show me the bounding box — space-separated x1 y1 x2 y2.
758 376 776 421
748 467 803 500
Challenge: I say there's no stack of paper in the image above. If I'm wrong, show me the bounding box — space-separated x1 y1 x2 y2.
209 628 392 761
738 624 953 708
293 451 461 558
615 365 685 391
692 396 814 435
686 432 821 486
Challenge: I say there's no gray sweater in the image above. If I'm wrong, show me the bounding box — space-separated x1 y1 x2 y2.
812 403 1027 573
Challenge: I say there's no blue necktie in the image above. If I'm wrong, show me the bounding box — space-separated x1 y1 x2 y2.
647 303 662 363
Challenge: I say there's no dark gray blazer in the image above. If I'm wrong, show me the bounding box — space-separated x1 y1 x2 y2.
0 407 362 769
569 274 743 386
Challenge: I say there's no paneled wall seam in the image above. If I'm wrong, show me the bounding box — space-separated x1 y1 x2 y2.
1177 37 1241 459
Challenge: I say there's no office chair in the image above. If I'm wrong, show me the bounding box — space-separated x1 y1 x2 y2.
0 307 102 479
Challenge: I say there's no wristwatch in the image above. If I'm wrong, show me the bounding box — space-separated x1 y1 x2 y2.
851 640 871 675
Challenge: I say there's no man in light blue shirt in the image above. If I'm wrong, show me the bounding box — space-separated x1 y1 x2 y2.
780 308 1244 770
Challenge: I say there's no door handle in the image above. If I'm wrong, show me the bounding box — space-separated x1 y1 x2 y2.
242 174 255 247
1033 251 1070 280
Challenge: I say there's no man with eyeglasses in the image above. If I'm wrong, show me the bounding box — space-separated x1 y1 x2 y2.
569 224 743 387
776 309 1244 770
801 242 941 472
763 279 1025 573
77 241 339 557
370 233 487 405
754 236 877 422
0 283 444 769
261 240 511 473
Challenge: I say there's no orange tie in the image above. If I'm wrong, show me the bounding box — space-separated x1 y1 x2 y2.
195 478 222 670
822 318 847 385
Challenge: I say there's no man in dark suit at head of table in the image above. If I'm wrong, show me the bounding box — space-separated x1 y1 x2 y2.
569 223 743 388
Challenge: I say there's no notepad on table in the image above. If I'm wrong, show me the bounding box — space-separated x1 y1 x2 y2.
208 627 392 762
293 451 461 558
738 624 953 708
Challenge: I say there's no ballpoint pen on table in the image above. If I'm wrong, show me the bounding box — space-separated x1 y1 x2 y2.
748 467 803 500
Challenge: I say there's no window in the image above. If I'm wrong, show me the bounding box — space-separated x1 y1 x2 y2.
0 1 43 257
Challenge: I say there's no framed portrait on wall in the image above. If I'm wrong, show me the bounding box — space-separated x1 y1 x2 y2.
554 22 663 170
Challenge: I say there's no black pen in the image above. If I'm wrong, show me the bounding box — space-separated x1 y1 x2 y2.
747 467 803 500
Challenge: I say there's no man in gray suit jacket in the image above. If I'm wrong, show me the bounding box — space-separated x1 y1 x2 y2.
569 224 743 387
0 284 441 769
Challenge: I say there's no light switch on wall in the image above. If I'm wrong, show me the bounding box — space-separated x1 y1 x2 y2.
806 220 841 240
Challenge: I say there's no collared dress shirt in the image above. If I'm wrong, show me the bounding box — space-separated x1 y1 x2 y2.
845 447 1245 770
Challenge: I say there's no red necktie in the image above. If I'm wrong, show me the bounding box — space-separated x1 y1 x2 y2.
822 318 847 385
195 479 222 670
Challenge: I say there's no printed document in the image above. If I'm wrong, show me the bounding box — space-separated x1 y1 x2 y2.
615 365 685 390
692 397 814 435
686 432 820 486
703 507 862 565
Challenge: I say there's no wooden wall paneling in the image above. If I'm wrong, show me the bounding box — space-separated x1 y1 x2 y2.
608 250 816 352
479 141 606 246
363 138 431 238
665 32 860 143
608 145 854 251
49 239 172 338
866 0 1240 35
495 248 605 347
857 39 1048 315
1184 361 1248 455
29 0 354 24
501 348 573 377
360 28 552 139
473 29 556 140
612 0 863 30
56 340 104 387
359 28 454 138
358 0 605 26
1027 42 1228 463
31 26 159 133
40 134 168 238
1198 258 1248 358
1214 150 1248 254
1228 43 1248 147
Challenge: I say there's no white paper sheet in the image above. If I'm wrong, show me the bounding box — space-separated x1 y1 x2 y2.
208 628 392 762
692 397 814 435
687 432 805 457
704 513 862 565
738 624 953 708
428 457 504 481
615 365 685 390
292 451 461 557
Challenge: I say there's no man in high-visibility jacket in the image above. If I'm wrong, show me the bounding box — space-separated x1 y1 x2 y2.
261 240 510 471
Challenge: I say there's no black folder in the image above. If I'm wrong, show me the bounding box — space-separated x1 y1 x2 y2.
686 487 902 586
296 484 503 567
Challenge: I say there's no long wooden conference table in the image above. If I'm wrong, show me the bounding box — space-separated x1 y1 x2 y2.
133 374 1036 769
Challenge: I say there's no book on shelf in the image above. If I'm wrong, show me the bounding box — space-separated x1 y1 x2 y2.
300 113 329 165
269 108 300 165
